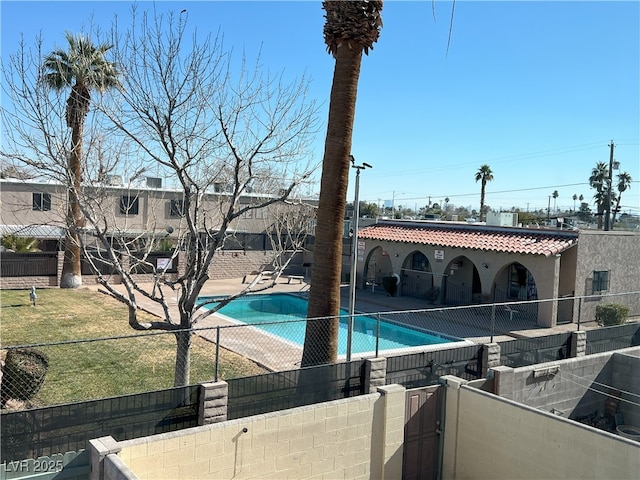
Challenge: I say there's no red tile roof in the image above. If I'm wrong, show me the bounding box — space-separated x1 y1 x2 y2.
357 221 579 257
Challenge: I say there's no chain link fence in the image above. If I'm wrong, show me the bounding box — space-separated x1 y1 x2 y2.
2 291 638 410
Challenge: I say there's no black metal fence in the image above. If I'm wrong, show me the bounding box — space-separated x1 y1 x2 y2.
385 344 484 388
227 361 366 420
0 385 199 464
0 253 58 277
498 333 572 368
585 322 640 355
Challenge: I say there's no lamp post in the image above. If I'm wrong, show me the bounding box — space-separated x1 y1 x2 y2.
347 156 372 362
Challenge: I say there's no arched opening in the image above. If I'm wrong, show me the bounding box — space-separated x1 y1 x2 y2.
495 262 538 302
363 246 393 291
442 256 479 305
400 250 434 299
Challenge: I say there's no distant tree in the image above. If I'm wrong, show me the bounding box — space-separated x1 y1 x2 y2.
474 164 493 222
589 162 609 229
517 211 545 226
611 172 632 227
552 190 559 213
572 194 578 212
43 33 121 289
303 0 384 367
577 202 593 222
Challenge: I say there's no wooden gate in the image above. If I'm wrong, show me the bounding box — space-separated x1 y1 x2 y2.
403 385 443 480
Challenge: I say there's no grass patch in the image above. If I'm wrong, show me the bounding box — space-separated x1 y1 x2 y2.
1 288 266 407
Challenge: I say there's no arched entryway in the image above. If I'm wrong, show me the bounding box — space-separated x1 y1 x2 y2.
363 246 393 289
442 256 481 305
400 250 435 299
494 262 538 302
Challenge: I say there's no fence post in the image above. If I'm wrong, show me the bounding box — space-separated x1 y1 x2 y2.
490 365 515 400
57 251 64 286
215 326 220 382
481 343 501 377
490 304 496 342
375 313 381 357
88 436 121 480
577 297 583 331
364 357 387 393
569 330 587 358
198 381 228 425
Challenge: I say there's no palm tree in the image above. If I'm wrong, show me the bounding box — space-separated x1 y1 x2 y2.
1 235 41 252
474 164 493 222
43 33 120 288
302 1 383 367
611 172 632 227
552 190 559 213
589 162 609 229
572 194 577 212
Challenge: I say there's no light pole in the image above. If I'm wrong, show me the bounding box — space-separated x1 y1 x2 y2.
347 156 372 362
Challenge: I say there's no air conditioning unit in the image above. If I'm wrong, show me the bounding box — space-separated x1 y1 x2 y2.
105 175 123 186
487 212 518 227
146 177 162 188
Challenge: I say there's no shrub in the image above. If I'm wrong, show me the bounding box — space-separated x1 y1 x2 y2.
595 304 629 326
1 348 49 406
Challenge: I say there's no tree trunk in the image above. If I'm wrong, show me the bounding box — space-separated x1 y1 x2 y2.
174 330 192 387
479 182 486 222
60 120 84 288
302 46 363 367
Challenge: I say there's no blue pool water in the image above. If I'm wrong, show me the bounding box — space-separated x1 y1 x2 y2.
198 293 455 355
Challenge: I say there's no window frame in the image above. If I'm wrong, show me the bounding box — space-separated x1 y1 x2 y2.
119 195 139 215
169 199 185 218
32 192 51 211
592 270 610 294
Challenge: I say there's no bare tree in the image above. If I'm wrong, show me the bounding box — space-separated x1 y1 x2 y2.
2 9 319 386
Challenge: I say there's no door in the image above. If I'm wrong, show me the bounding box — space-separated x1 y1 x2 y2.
403 385 443 480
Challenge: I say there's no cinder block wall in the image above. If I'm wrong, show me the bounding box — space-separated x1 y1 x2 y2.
0 275 58 289
611 352 640 427
442 380 640 480
207 251 275 280
111 386 405 480
492 347 640 418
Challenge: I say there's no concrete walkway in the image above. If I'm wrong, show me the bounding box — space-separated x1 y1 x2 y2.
86 277 601 371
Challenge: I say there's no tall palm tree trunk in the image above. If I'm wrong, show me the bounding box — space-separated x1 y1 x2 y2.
479 183 486 222
302 46 363 367
60 121 84 288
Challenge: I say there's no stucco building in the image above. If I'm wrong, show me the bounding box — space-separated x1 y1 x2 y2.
355 219 640 328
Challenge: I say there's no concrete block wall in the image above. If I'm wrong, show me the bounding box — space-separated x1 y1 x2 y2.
441 378 640 480
97 387 405 480
491 346 640 419
0 275 58 289
611 352 640 428
207 251 275 280
198 381 228 425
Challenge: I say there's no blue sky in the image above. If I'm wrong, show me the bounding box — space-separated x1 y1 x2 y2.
2 1 639 214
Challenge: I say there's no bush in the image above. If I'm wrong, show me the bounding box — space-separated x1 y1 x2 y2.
595 304 629 326
1 348 49 406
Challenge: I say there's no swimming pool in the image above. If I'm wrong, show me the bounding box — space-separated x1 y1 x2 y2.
198 293 457 355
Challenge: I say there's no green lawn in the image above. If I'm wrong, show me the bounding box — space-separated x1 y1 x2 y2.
0 288 266 407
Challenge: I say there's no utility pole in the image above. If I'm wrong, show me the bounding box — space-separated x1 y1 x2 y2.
604 140 615 231
547 196 551 222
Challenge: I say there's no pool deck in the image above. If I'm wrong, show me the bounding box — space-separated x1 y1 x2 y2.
90 277 599 372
